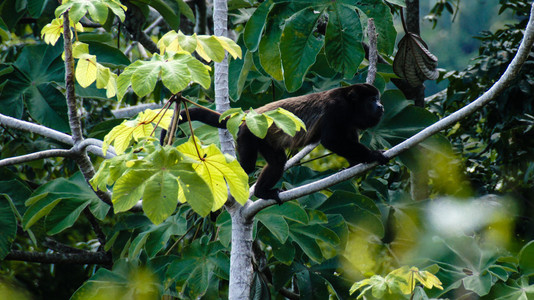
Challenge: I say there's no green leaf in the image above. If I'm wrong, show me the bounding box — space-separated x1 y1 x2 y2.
82 41 131 67
222 109 246 138
55 0 127 24
263 108 306 137
229 50 253 100
243 0 273 51
0 195 17 260
258 3 289 80
131 61 162 98
245 109 269 138
112 169 151 213
280 7 325 92
71 260 160 299
147 0 180 30
166 239 228 298
260 201 309 224
325 4 364 78
354 0 396 55
288 222 340 263
519 241 534 276
118 53 211 101
177 0 195 21
0 44 70 132
177 140 249 210
177 170 214 217
22 173 108 233
142 172 179 224
256 214 289 243
317 191 384 237
45 199 91 235
161 60 191 93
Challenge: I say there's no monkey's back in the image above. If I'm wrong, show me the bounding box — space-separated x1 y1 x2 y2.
254 89 336 150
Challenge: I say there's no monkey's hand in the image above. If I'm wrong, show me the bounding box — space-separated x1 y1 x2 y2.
370 150 389 165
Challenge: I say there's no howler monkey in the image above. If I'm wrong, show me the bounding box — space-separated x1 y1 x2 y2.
170 83 388 202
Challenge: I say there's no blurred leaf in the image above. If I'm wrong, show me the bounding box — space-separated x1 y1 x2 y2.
0 195 17 259
317 191 384 237
166 239 229 298
519 241 534 276
71 260 160 299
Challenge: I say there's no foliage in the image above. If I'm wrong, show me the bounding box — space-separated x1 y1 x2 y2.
350 266 443 298
435 1 534 204
220 107 306 139
0 0 534 299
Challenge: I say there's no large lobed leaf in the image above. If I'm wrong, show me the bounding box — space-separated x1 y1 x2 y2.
116 53 211 101
109 146 211 223
102 109 173 155
55 0 127 24
22 173 110 235
157 30 242 62
177 139 249 210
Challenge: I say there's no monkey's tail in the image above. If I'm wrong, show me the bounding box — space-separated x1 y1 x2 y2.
178 107 228 129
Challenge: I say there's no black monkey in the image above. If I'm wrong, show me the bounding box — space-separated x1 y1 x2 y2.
169 83 388 202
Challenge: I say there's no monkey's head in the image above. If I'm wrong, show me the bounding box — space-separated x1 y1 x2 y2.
347 83 384 129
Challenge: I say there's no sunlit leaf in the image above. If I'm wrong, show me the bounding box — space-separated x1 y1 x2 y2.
102 109 173 155
177 139 249 209
75 55 98 88
55 0 127 24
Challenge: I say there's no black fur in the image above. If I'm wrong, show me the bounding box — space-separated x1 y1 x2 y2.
169 84 388 203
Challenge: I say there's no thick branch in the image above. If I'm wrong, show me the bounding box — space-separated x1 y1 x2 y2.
0 113 115 158
244 3 534 218
64 11 83 144
112 103 163 119
5 250 111 265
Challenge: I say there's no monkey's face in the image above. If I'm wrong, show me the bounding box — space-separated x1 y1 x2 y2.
360 95 384 128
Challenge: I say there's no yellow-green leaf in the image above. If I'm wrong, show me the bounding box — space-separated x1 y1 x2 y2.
213 35 242 59
142 172 179 224
72 41 90 58
41 18 63 46
76 56 98 88
177 139 249 209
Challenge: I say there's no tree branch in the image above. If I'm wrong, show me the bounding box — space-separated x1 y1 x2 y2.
5 250 111 265
0 113 115 158
366 18 378 85
0 149 73 167
244 2 534 218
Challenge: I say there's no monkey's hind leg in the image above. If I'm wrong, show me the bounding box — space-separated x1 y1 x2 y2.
255 144 287 204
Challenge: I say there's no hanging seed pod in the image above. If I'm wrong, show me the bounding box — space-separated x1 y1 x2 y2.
393 9 439 87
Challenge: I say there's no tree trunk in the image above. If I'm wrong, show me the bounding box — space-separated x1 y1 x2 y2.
405 0 430 200
212 0 254 298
